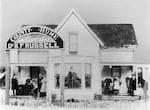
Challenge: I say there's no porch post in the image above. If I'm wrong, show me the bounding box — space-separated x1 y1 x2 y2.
110 65 113 77
60 48 65 107
99 64 104 94
5 51 10 105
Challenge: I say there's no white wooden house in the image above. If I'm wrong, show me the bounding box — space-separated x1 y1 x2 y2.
5 9 150 101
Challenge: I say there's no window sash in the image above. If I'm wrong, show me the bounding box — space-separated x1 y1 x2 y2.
54 63 60 88
55 74 60 88
69 33 78 53
85 63 92 74
84 63 92 88
54 63 60 74
85 74 91 88
64 63 82 89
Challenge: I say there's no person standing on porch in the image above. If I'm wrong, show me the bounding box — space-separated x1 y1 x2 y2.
11 74 18 96
38 74 43 93
143 80 148 101
129 74 136 96
113 76 121 95
40 75 46 98
135 83 144 99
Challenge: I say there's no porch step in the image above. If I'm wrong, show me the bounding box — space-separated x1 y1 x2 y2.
102 95 140 101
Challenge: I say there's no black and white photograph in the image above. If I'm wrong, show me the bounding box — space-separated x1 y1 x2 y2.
0 0 150 110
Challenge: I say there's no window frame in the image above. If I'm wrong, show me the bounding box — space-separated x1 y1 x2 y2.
68 32 78 54
64 63 82 89
84 63 92 89
54 63 60 89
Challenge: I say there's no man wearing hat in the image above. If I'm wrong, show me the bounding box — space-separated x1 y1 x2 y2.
129 73 136 96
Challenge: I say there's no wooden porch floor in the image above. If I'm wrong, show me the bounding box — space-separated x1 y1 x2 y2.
102 95 140 101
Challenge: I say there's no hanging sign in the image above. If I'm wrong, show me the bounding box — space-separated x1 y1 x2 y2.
7 26 63 49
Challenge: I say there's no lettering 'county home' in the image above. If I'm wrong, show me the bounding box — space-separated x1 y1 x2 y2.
10 28 31 42
39 27 59 40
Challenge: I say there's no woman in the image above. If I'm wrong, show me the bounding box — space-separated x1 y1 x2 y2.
40 75 46 98
113 76 121 95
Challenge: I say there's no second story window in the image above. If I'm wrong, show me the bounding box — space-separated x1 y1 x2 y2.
69 32 78 54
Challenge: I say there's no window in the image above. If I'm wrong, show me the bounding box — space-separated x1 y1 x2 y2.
69 32 78 54
137 67 144 88
85 63 92 88
54 63 60 88
112 66 121 78
64 64 81 88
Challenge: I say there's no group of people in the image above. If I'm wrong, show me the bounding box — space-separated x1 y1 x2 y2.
11 73 46 98
126 73 148 99
126 74 136 96
103 76 121 95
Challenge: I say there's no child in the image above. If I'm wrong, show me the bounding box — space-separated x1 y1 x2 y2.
135 83 143 99
113 76 121 95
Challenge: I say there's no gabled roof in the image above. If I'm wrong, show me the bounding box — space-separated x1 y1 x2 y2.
54 9 104 46
43 24 137 48
22 24 138 48
21 10 137 49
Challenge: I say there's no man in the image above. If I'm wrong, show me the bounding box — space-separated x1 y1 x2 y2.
129 74 136 96
11 74 18 96
38 74 43 94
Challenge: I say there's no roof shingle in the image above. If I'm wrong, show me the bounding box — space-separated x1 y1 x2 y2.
88 24 137 48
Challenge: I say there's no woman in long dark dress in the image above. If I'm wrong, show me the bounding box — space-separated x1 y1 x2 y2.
12 74 18 96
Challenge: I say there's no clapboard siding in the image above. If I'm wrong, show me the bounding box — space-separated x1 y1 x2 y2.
18 51 48 63
100 49 133 63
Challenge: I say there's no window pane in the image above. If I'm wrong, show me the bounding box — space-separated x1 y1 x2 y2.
137 67 144 88
85 74 91 88
55 74 60 88
54 63 60 74
69 33 77 53
64 64 81 88
85 64 92 88
54 63 60 88
112 66 121 77
85 63 92 74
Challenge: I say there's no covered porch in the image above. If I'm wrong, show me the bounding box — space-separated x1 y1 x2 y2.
101 63 135 96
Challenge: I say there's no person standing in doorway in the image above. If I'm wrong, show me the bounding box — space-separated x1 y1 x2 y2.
40 75 46 98
113 76 121 95
38 74 43 92
130 74 136 96
11 74 18 96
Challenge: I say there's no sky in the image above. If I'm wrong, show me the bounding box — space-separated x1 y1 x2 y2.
0 0 150 65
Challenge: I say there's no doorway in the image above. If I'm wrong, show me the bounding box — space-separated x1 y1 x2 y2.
14 66 46 98
30 66 46 97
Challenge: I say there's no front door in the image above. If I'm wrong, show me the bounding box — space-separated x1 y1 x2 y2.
30 66 46 98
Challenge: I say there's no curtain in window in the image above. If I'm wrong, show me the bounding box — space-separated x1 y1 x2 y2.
64 63 81 88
